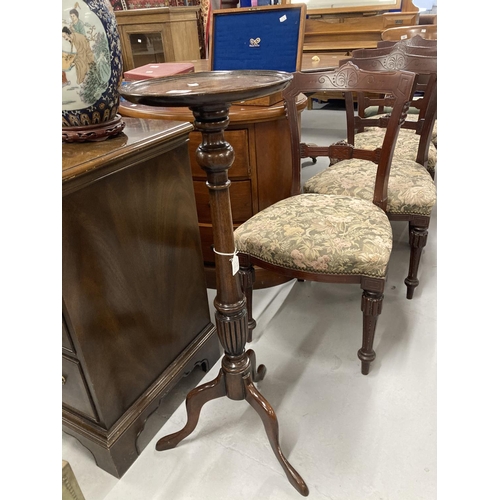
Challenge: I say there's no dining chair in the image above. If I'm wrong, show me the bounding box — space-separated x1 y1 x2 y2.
341 45 438 177
234 63 418 375
357 39 438 149
304 51 437 300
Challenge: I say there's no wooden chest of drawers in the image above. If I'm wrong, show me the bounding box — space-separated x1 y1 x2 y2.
62 118 221 478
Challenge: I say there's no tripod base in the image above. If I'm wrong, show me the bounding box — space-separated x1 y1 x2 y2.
156 350 309 496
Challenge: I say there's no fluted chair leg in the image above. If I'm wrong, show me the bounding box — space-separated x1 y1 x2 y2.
405 223 429 299
358 290 383 375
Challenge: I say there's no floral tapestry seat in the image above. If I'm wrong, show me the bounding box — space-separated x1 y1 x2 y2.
304 144 437 300
235 194 393 278
353 125 438 178
303 158 436 218
363 109 437 148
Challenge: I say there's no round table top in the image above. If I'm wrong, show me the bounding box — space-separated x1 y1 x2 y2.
119 70 293 108
118 92 308 125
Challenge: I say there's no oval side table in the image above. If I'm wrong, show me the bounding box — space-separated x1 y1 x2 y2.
120 70 309 497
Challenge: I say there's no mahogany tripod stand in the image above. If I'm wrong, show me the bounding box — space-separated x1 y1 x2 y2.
120 70 309 496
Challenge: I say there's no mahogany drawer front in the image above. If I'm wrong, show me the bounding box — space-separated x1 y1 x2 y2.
62 355 97 421
189 129 250 179
193 180 253 223
62 316 75 354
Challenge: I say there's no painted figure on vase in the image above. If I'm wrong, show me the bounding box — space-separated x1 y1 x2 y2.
62 0 123 131
62 27 94 85
70 6 86 35
62 1 115 109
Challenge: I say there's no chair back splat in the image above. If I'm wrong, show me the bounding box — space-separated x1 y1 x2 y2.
340 45 437 175
352 44 437 59
377 34 437 49
283 62 417 211
381 24 437 41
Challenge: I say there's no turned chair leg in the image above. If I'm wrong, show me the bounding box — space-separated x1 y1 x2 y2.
405 222 429 300
358 290 383 375
238 254 256 342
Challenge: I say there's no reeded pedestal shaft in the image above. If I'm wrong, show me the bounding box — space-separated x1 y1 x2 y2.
154 101 308 496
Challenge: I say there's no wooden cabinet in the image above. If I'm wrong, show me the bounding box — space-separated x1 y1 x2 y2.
115 7 201 72
62 118 220 478
296 0 419 53
119 93 308 289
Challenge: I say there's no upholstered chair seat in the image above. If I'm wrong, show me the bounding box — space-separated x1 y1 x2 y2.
404 114 437 148
234 194 393 278
363 109 437 147
304 158 436 217
353 127 438 177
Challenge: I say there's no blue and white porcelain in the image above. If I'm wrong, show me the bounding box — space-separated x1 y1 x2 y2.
62 0 123 129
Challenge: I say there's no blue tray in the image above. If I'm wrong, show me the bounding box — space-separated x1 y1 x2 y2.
209 4 306 73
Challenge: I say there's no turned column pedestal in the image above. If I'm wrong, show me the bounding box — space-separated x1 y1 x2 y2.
120 70 309 496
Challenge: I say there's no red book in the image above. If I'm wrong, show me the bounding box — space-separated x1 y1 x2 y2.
124 63 195 81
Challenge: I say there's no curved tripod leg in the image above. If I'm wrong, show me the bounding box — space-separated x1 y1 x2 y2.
156 370 226 451
247 349 267 383
244 376 309 497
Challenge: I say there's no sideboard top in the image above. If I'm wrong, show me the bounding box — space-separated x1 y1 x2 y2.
62 117 192 190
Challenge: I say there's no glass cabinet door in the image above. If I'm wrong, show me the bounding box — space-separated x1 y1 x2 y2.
115 8 201 72
128 32 166 68
119 23 171 72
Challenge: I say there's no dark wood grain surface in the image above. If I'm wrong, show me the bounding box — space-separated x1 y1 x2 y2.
62 117 221 476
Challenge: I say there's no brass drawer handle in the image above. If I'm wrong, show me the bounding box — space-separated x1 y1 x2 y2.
62 375 66 385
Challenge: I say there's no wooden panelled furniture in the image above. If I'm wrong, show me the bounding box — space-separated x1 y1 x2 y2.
119 60 308 289
293 0 420 54
114 7 201 72
62 118 221 477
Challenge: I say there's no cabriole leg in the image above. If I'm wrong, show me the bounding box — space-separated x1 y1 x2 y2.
244 376 309 496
